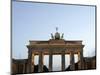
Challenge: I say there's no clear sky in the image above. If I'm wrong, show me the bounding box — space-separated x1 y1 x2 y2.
12 1 95 71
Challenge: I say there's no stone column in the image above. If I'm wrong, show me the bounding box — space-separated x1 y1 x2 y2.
38 51 43 72
78 52 81 70
61 50 65 71
31 53 34 72
80 48 84 69
28 50 32 73
49 51 53 72
78 48 84 70
70 51 75 70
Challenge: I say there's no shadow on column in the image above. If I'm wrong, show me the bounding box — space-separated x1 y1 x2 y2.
65 62 79 71
33 64 49 73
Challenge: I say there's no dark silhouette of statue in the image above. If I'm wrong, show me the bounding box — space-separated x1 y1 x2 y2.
55 32 60 40
51 33 54 39
51 27 64 40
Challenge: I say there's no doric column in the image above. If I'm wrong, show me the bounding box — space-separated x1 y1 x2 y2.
38 51 43 72
28 50 32 73
78 52 81 70
70 51 75 70
80 48 84 69
61 50 65 71
31 53 34 72
78 48 84 70
49 51 53 72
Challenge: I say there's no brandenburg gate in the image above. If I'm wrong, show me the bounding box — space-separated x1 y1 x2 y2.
26 28 84 73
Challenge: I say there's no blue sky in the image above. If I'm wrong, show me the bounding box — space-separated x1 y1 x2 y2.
12 1 95 71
